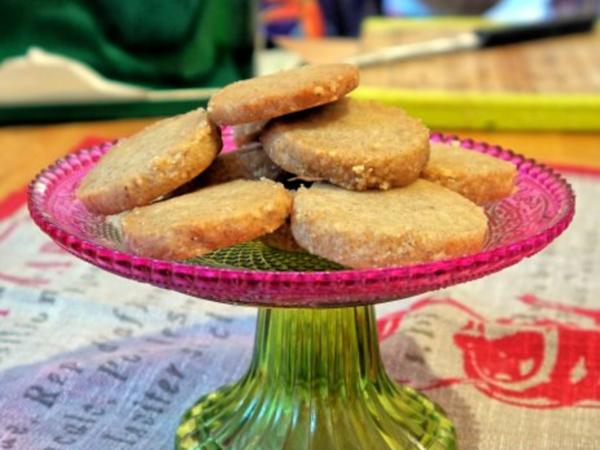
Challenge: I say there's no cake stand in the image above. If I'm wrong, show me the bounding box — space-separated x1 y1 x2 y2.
28 133 575 450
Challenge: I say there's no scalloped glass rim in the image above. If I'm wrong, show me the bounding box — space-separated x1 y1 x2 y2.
27 133 575 307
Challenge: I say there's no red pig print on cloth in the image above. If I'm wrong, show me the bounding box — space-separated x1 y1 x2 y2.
378 295 600 409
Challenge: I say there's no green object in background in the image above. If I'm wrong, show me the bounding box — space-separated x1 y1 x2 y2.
0 0 254 122
0 100 207 125
1 0 254 88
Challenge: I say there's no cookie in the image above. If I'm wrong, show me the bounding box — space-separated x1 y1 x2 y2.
261 98 430 191
121 179 292 260
208 63 359 125
199 144 283 186
259 190 305 252
422 142 517 204
167 144 284 198
77 108 220 215
232 121 267 147
260 220 306 253
292 180 488 268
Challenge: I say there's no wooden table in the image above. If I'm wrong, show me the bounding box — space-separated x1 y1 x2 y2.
1 119 599 200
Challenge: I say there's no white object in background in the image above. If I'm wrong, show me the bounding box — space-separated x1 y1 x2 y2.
255 48 303 75
0 47 215 106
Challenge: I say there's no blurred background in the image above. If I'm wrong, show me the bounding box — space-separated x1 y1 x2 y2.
1 0 599 198
1 5 599 450
1 0 598 123
263 0 598 38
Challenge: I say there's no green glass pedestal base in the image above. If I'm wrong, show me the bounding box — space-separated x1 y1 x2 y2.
176 306 456 450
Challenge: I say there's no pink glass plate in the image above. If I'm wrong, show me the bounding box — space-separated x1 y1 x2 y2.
28 133 575 307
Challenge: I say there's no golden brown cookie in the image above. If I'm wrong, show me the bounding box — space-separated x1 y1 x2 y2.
260 220 306 253
292 180 488 268
121 179 292 260
168 144 283 197
198 144 283 186
77 108 220 215
232 121 268 147
261 98 430 191
208 64 359 125
422 142 517 204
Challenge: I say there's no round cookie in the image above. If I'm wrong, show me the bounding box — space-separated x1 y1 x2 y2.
260 220 306 253
422 142 517 204
121 179 292 260
77 108 220 215
261 98 430 191
208 63 359 125
198 144 283 186
169 144 283 198
291 180 488 268
232 121 267 147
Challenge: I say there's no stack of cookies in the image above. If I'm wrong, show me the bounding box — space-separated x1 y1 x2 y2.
76 64 516 269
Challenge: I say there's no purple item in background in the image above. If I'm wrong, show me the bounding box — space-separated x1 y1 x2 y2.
260 0 381 38
263 0 597 40
318 0 382 36
384 0 599 19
